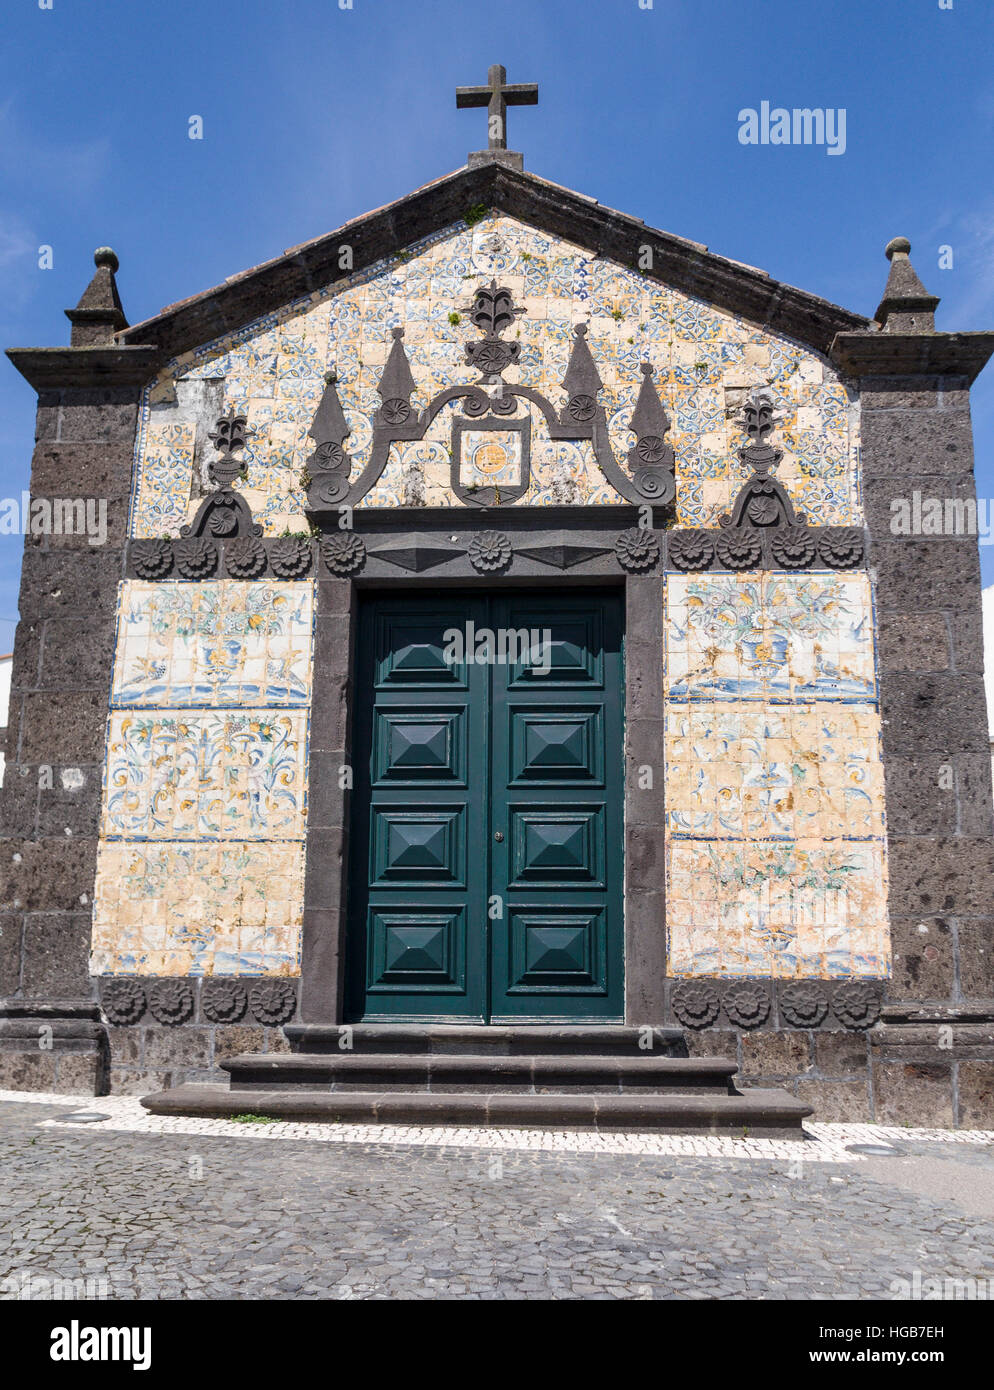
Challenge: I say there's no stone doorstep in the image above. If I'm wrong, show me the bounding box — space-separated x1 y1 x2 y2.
140 1084 812 1136
284 1023 688 1056
221 1051 739 1095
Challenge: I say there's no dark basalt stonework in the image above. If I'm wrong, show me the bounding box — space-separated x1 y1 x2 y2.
668 978 883 1033
3 170 993 1126
249 981 297 1027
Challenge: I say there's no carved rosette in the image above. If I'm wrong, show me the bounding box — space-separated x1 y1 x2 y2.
672 980 721 1029
715 528 762 570
832 982 881 1031
780 981 830 1029
615 527 660 572
175 537 218 579
819 527 865 569
469 531 512 573
102 979 147 1026
723 983 771 1029
249 980 297 1026
133 539 173 580
202 979 249 1024
668 528 714 571
148 980 194 1026
771 524 817 569
224 537 267 579
321 533 367 576
270 537 312 579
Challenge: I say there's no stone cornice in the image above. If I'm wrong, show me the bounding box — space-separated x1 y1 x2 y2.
5 345 162 392
829 330 994 385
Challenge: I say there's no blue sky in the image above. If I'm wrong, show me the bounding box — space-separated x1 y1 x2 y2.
1 0 992 653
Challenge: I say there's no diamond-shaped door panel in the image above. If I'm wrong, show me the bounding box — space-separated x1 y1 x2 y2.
367 909 466 993
504 610 604 687
508 805 605 887
510 708 604 784
370 807 465 886
374 615 468 687
505 908 608 993
373 709 466 785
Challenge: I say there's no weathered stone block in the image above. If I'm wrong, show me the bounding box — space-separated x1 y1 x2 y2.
2 840 98 915
879 674 988 755
143 1027 212 1069
108 1068 171 1096
683 1029 738 1060
870 540 981 611
0 1049 57 1090
876 612 950 674
957 1061 994 1128
20 911 94 995
794 1077 870 1121
17 547 121 620
872 1061 954 1127
862 411 975 477
19 690 109 762
29 441 135 497
213 1025 266 1059
958 920 994 1000
105 1026 143 1066
887 915 955 1001
886 837 994 917
814 1031 871 1075
740 1030 812 1075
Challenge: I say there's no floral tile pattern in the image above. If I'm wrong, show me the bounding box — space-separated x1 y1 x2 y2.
92 580 314 977
665 572 876 703
111 581 314 708
101 711 307 841
129 213 860 532
663 571 890 980
90 841 304 978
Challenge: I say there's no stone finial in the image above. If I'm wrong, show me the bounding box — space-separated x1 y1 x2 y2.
874 236 940 333
65 246 128 346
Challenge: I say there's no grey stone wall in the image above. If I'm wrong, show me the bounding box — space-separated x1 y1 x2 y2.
0 383 139 1091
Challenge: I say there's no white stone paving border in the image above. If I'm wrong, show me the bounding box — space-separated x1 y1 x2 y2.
3 1089 994 1165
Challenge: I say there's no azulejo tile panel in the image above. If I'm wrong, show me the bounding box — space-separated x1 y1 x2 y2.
666 839 888 979
129 212 860 532
663 570 890 981
101 711 307 841
92 579 314 978
90 841 304 978
664 572 876 703
111 581 314 708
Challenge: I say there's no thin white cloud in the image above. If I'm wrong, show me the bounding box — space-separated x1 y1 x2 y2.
0 98 111 198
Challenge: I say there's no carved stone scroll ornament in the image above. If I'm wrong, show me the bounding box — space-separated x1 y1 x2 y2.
181 412 263 541
719 391 810 557
305 285 673 514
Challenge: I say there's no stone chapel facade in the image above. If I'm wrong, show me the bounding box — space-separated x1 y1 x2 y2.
3 95 994 1127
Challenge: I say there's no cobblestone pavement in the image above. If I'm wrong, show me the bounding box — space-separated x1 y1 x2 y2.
2 1094 994 1299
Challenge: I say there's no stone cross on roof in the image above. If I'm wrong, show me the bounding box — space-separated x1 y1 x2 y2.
456 63 538 171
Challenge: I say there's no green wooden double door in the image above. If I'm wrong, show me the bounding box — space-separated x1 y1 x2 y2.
346 589 625 1022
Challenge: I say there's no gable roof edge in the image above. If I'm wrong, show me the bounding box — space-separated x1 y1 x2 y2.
121 162 870 365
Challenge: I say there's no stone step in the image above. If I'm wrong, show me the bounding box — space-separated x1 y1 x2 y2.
221 1051 738 1095
141 1084 812 1134
283 1023 688 1057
